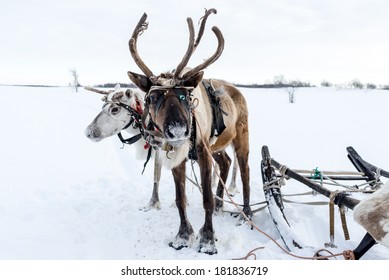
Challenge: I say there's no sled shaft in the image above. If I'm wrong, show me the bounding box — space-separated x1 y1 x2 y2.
347 146 389 179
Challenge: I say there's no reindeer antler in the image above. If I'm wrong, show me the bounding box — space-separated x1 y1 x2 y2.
194 8 217 49
173 8 223 80
173 18 195 81
181 26 224 80
128 9 223 84
129 13 156 82
84 86 110 95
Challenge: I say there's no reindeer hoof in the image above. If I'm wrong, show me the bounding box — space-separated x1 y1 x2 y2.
197 228 217 255
198 242 218 255
169 242 188 251
243 206 253 218
138 201 161 212
215 199 223 212
227 185 240 196
169 233 194 250
138 206 152 212
230 208 252 226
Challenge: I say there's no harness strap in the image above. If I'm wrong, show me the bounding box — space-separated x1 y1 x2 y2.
188 113 198 160
326 192 337 248
117 132 142 145
202 80 227 138
116 103 143 145
326 191 351 248
122 118 135 130
340 206 350 240
142 147 153 175
119 103 142 120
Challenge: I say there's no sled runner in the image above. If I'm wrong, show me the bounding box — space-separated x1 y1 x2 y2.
260 145 389 259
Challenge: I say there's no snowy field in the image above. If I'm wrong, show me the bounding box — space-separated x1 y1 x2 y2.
1 84 389 260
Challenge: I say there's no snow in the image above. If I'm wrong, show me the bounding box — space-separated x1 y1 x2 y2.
1 84 389 260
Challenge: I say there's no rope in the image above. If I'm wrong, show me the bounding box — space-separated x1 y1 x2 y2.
279 164 289 179
232 246 265 260
311 167 323 181
374 168 384 189
282 197 328 206
343 250 356 260
282 191 317 197
262 179 282 191
321 173 356 189
187 160 202 194
314 248 337 259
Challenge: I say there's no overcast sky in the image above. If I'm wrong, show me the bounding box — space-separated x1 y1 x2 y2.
1 0 388 86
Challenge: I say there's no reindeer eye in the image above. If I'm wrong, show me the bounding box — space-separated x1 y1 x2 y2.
149 95 156 104
179 94 186 101
110 107 120 114
148 92 160 104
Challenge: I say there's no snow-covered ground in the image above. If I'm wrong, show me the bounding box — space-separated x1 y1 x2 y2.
1 84 388 260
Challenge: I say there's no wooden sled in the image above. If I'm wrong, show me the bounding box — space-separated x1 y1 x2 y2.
260 145 389 259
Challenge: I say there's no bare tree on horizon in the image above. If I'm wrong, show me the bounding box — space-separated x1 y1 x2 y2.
69 68 80 92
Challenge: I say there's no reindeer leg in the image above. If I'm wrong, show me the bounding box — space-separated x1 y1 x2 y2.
169 160 194 250
233 122 252 218
149 150 162 209
139 150 162 211
228 152 239 195
197 142 217 254
212 150 231 212
210 130 235 153
211 161 220 189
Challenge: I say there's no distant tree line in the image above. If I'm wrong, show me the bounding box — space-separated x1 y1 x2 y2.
321 79 389 90
235 75 313 89
93 80 389 91
90 75 389 91
234 82 314 89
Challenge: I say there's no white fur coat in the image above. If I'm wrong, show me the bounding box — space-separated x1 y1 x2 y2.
353 183 389 248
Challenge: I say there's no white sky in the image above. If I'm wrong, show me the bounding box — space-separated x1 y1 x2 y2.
1 0 389 86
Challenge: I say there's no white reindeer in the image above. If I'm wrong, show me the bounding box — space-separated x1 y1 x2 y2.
85 85 162 211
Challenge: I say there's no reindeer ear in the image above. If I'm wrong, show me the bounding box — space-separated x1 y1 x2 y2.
127 71 153 93
183 71 204 88
114 83 121 91
124 89 133 99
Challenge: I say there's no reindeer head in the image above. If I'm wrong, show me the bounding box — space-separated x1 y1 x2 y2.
85 85 144 142
127 9 224 148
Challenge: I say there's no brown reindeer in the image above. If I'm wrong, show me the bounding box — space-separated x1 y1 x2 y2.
127 9 251 254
